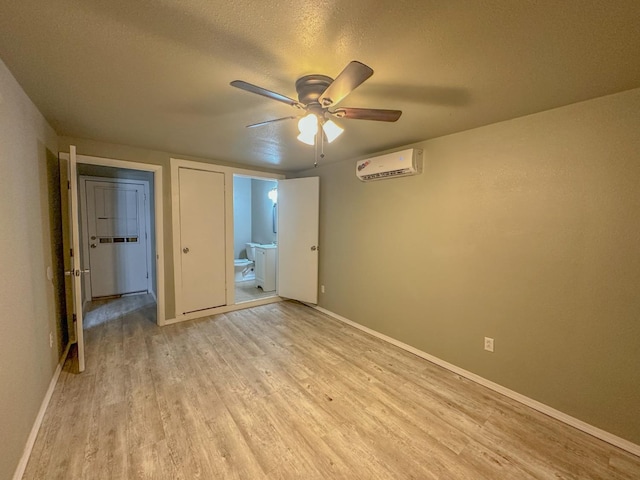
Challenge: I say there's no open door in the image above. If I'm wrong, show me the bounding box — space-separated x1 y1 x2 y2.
277 177 319 304
64 145 88 372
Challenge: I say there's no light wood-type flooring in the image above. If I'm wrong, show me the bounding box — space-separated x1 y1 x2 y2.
23 299 640 479
83 293 157 330
235 280 277 303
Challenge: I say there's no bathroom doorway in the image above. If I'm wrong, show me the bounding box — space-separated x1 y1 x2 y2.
233 175 278 304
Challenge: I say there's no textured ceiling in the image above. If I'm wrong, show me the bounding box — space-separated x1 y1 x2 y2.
1 0 639 171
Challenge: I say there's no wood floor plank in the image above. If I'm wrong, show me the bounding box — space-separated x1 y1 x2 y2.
127 439 182 480
204 405 268 480
124 359 166 450
224 393 301 475
21 296 640 479
93 340 126 406
217 311 267 357
322 420 426 480
22 367 97 480
476 404 625 479
610 449 640 478
259 390 352 479
456 436 540 479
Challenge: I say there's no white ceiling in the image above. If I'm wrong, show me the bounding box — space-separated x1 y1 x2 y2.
1 1 639 172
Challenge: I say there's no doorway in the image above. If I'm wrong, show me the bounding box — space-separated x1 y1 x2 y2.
75 165 159 357
77 169 156 342
61 149 165 372
233 175 279 304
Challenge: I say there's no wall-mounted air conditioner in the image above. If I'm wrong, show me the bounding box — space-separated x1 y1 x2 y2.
355 148 423 181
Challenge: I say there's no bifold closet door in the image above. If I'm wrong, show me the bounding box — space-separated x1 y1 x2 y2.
178 168 226 314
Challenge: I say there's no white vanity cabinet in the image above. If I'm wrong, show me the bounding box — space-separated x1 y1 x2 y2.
255 245 277 292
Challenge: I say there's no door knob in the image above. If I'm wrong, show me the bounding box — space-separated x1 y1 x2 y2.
310 245 318 251
183 247 190 254
90 243 97 248
66 269 90 276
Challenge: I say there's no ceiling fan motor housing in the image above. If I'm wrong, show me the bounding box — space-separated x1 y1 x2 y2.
295 75 333 106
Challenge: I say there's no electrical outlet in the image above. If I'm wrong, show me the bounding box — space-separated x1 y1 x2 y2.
484 337 494 352
49 332 54 348
321 285 325 294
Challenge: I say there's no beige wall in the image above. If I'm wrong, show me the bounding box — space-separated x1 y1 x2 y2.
251 178 278 245
58 137 281 319
0 59 61 479
300 88 640 445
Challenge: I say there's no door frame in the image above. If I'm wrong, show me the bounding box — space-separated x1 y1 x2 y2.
79 176 153 300
169 158 284 324
60 152 165 325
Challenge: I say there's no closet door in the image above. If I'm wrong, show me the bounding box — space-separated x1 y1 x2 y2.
178 168 226 314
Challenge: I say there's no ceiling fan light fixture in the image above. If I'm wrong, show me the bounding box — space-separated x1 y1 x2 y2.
296 131 316 145
297 113 319 145
322 119 344 143
298 113 318 135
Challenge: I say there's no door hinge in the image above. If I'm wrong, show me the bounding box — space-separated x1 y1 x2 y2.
70 248 73 257
72 313 77 323
146 272 149 279
67 180 71 190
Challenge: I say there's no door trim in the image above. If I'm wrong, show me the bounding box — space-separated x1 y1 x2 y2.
59 153 165 325
169 158 284 324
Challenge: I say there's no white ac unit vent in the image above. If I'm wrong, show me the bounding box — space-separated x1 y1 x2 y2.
355 148 423 181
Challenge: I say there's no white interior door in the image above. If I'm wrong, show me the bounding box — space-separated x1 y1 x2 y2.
178 168 226 314
85 179 148 298
277 177 319 303
67 146 87 372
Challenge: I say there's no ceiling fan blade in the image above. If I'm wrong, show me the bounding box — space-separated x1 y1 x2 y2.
331 107 402 122
318 61 374 108
246 116 298 128
230 80 304 108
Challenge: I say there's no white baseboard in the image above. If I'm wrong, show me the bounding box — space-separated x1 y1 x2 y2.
313 305 640 458
12 342 71 480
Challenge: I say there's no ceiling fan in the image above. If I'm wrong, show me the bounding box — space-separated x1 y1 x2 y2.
230 61 402 147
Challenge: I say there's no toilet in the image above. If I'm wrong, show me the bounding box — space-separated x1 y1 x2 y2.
234 242 258 282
